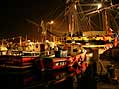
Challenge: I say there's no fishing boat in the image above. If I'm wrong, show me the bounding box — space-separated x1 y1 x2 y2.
1 0 118 76
40 0 119 75
38 42 88 76
0 50 41 70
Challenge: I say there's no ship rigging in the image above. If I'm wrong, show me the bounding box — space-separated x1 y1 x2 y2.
0 0 119 45
34 0 119 44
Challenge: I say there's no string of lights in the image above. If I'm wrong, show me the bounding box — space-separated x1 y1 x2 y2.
0 36 24 43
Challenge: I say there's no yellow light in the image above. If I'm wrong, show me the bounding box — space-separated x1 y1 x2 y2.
45 40 49 43
97 3 102 9
87 53 93 57
74 4 77 10
49 20 54 24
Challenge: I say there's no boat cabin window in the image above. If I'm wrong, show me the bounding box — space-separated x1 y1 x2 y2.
22 52 40 56
22 53 33 56
73 48 78 52
11 51 22 56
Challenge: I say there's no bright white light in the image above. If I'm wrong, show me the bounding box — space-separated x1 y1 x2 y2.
49 21 54 24
74 4 77 10
27 40 31 42
97 3 102 9
87 53 93 57
45 40 49 43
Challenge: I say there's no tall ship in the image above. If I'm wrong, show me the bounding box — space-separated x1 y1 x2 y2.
0 0 118 75
64 0 118 46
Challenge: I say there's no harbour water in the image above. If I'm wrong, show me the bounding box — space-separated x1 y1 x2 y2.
0 64 97 89
0 59 119 89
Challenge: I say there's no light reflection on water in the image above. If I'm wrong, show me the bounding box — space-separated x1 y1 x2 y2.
0 66 96 89
0 70 72 89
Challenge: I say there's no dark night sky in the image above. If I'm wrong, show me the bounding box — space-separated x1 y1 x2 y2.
0 0 65 39
0 0 119 39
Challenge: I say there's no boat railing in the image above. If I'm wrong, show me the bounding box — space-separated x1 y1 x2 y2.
0 50 41 57
21 51 41 57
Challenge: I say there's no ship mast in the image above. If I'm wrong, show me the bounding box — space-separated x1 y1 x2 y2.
101 0 112 33
65 0 78 37
65 0 101 36
65 0 119 37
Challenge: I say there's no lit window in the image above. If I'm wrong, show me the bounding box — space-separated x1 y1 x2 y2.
55 62 59 66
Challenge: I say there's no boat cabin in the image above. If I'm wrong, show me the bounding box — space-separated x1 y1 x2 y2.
0 51 41 67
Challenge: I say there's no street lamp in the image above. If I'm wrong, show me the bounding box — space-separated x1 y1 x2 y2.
48 20 54 25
